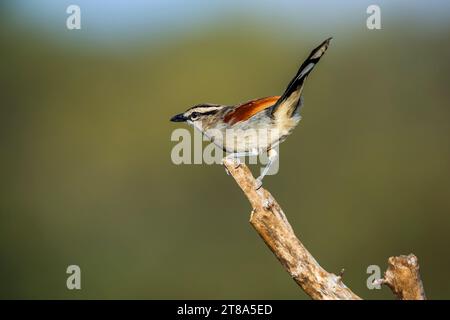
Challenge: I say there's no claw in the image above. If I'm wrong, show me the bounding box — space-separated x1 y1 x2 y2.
262 197 273 209
233 158 241 168
254 178 262 190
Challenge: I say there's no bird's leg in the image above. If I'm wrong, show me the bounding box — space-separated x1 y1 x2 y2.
223 150 259 173
255 149 278 190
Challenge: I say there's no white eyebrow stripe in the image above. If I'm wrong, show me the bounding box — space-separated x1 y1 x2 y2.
185 106 222 116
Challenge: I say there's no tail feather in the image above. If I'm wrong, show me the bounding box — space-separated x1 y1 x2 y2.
272 37 332 118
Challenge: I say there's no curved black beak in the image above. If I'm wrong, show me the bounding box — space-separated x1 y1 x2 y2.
170 113 187 122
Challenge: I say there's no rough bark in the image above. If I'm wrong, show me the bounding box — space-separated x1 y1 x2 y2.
378 254 426 300
223 159 361 300
223 159 426 300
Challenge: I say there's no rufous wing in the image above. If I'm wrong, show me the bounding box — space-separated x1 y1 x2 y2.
224 96 280 125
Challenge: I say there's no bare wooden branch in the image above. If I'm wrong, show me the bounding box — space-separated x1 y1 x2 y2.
380 254 426 300
223 159 361 300
223 159 427 300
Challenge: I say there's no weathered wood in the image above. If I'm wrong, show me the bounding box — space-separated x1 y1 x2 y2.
223 159 426 300
378 254 426 300
223 159 361 300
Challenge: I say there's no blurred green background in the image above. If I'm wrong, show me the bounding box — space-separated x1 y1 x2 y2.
1 0 450 299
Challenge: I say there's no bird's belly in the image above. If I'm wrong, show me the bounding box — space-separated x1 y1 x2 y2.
202 112 301 153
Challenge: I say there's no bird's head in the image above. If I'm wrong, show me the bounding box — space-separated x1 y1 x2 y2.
170 104 225 130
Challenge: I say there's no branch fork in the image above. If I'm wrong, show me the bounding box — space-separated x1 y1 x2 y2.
222 159 426 300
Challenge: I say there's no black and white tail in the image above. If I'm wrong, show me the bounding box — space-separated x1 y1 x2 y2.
272 37 332 118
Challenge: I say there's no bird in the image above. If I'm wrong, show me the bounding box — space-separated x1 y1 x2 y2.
170 37 332 189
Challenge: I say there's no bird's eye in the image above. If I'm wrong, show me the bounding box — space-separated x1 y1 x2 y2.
190 112 200 121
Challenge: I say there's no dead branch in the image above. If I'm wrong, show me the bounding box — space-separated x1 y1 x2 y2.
223 159 426 300
378 254 426 300
223 159 361 300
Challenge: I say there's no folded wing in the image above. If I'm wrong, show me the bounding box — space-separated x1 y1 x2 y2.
224 95 280 125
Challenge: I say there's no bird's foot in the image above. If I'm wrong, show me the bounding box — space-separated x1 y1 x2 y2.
223 157 241 175
254 178 263 190
233 158 241 168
